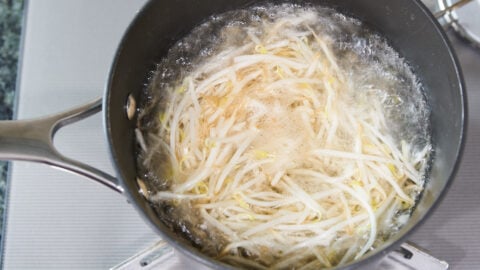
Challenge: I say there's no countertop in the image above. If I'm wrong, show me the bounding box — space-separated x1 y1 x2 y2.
2 0 480 269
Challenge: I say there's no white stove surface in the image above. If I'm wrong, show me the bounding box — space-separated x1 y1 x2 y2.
3 1 480 269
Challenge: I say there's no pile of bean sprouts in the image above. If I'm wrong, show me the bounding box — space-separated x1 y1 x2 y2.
137 7 431 269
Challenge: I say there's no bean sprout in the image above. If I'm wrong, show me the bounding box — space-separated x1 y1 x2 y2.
139 6 431 269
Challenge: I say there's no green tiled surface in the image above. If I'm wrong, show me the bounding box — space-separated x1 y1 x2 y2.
0 0 24 235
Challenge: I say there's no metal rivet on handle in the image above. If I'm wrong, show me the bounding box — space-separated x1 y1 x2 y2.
126 94 137 120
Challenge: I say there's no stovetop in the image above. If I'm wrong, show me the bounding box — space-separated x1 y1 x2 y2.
2 1 480 269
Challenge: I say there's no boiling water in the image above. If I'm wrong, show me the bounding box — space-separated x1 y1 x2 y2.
137 3 431 269
146 4 429 149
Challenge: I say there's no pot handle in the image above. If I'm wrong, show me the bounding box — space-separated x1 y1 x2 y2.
434 0 473 19
0 97 124 194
